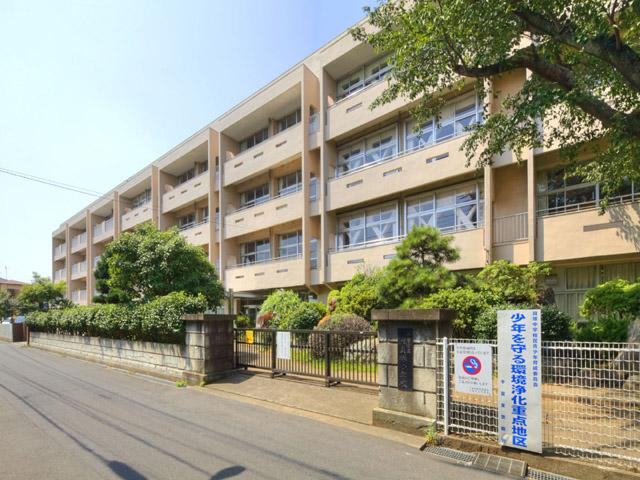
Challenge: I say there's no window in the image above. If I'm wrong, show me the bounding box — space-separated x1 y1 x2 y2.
277 170 302 196
278 231 302 258
241 239 271 265
364 57 391 86
240 183 270 208
178 213 195 230
336 56 391 100
200 207 209 223
197 161 208 175
131 189 151 209
310 238 318 269
177 168 195 185
276 109 301 133
536 168 597 215
309 175 318 201
406 183 483 233
336 127 397 176
337 203 398 250
239 127 269 152
405 94 481 151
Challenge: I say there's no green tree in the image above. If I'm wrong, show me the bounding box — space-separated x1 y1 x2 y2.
95 222 224 308
16 273 69 314
580 279 640 317
477 260 551 305
0 289 15 320
328 267 385 321
354 1 640 200
378 226 459 307
258 289 303 328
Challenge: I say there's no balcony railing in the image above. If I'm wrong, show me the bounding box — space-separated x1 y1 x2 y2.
227 253 302 270
71 232 87 250
93 218 114 237
53 243 66 257
54 269 66 282
178 218 209 232
309 177 318 202
537 192 639 217
233 184 302 214
71 289 87 303
493 212 528 244
71 261 87 275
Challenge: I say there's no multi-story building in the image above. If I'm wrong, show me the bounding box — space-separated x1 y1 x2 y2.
52 20 640 320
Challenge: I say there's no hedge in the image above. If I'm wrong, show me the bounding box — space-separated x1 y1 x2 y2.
26 292 207 344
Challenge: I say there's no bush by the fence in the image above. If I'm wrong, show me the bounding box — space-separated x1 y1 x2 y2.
580 279 640 318
26 292 207 344
309 313 371 358
473 304 574 341
574 313 634 342
281 301 326 330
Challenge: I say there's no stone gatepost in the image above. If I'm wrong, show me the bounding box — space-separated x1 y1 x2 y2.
371 308 455 434
182 313 236 385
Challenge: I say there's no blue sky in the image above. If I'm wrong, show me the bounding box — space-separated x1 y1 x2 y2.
0 0 369 282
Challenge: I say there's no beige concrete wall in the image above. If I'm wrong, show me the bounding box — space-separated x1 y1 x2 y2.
30 332 205 381
225 256 305 292
162 172 209 213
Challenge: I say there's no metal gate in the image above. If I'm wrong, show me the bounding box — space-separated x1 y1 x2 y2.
234 328 377 386
437 338 640 471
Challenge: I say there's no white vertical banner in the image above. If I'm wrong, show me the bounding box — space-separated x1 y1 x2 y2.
276 331 291 360
497 309 542 453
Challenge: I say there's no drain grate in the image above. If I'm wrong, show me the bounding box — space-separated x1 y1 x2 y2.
527 468 576 480
473 452 527 477
420 445 475 463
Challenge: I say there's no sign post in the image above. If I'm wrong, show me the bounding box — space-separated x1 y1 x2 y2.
497 309 542 453
454 343 492 396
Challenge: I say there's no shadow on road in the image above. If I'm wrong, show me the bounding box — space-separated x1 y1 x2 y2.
210 465 246 479
108 461 147 480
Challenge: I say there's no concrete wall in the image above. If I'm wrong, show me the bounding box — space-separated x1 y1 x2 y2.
30 332 203 381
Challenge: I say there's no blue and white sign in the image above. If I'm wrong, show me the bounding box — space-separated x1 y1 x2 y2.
454 343 492 396
497 309 542 453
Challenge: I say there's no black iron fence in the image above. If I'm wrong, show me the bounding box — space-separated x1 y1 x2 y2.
234 328 377 386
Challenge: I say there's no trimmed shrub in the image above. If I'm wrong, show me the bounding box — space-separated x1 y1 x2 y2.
404 287 490 337
309 313 371 357
283 302 326 330
258 289 302 329
328 268 385 321
236 314 252 328
26 292 206 344
575 313 634 342
580 279 640 318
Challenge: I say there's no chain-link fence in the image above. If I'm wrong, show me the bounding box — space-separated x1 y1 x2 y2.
437 338 640 471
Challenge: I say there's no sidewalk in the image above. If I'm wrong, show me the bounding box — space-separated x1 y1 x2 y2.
205 369 379 425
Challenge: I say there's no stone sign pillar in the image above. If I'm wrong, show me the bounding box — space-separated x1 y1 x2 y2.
372 308 455 434
182 313 236 385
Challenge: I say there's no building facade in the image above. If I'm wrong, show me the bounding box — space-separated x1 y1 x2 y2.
51 21 640 320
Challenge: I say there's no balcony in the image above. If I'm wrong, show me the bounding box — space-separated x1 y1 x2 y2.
179 219 210 246
309 113 320 150
71 289 87 304
71 261 87 279
223 124 302 186
53 268 66 282
536 200 640 262
326 228 485 284
121 202 152 231
162 172 209 213
93 218 114 243
326 79 407 141
71 233 87 253
224 254 304 292
326 135 471 211
53 243 66 260
224 188 304 240
492 212 529 265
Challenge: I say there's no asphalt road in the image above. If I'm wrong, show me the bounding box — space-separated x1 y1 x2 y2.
0 343 505 480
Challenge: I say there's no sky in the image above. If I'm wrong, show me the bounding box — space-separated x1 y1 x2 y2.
0 0 369 283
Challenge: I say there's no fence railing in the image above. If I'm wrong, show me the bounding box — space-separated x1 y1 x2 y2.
493 212 527 244
437 338 640 471
234 328 377 386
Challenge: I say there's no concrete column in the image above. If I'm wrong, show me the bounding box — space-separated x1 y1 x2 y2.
527 150 536 262
182 313 236 385
85 210 94 303
113 191 121 239
64 223 71 299
484 165 494 264
151 165 160 227
207 128 218 265
372 309 455 434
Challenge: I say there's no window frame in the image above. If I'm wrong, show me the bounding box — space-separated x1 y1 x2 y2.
240 239 271 265
336 202 399 250
278 230 302 259
240 183 271 209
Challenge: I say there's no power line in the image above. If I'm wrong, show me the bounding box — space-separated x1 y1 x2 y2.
0 167 103 197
